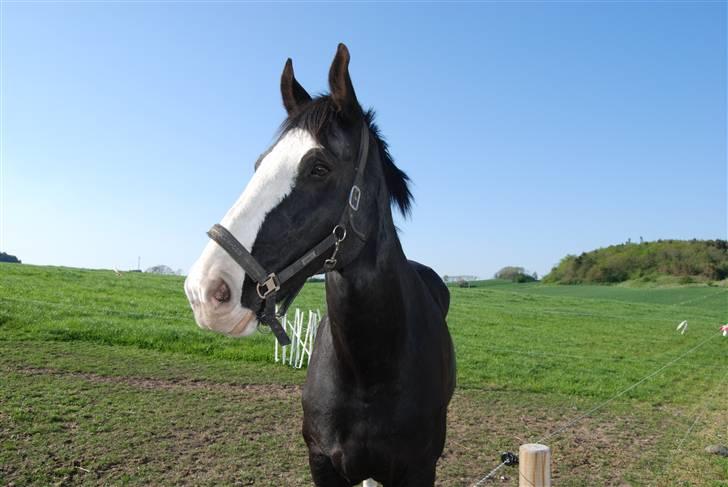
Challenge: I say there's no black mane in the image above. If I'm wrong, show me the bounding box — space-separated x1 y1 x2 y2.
281 96 413 217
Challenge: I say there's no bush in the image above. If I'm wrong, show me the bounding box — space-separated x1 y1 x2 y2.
495 266 537 283
0 252 21 264
145 265 176 275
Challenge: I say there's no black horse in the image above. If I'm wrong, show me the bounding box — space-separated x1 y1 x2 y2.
185 44 455 486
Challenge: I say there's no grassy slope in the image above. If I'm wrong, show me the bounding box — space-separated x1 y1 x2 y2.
1 264 726 486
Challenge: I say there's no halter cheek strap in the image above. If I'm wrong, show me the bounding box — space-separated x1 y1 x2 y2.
206 122 370 346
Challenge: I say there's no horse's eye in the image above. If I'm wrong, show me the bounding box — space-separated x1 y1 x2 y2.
310 163 330 178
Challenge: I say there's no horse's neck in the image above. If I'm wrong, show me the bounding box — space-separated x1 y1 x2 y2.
324 210 411 380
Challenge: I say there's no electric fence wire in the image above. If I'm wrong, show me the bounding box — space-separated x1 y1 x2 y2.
653 367 728 486
536 331 721 445
471 460 508 487
469 331 722 486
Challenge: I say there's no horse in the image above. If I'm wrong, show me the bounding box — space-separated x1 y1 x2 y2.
184 43 455 487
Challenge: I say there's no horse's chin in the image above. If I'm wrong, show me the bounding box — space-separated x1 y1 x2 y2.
225 311 258 338
192 307 258 338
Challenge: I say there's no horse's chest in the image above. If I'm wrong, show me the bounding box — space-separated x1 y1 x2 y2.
308 391 434 449
325 401 402 474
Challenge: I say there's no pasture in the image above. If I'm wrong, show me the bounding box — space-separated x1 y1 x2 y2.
1 263 726 486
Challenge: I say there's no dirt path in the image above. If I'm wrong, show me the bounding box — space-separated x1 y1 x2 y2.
12 366 302 396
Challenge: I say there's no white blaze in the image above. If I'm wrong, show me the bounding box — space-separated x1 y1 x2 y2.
185 128 320 335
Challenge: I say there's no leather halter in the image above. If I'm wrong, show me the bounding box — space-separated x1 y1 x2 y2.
207 123 371 345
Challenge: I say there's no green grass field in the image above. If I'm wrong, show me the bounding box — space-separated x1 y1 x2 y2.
1 263 726 486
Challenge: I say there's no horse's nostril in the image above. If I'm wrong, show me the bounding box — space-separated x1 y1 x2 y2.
213 281 231 303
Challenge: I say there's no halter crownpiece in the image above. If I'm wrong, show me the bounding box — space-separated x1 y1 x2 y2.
206 122 370 346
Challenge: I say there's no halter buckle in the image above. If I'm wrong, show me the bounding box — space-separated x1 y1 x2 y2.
349 185 361 211
256 273 280 299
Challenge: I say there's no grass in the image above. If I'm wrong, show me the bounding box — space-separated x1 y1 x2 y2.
1 263 727 486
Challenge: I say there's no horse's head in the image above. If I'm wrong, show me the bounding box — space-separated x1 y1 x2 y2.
184 43 411 337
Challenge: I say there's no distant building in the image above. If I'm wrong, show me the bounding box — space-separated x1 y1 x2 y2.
442 275 478 283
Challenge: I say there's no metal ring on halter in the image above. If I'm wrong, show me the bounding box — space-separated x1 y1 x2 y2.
333 224 347 243
256 273 280 299
256 322 272 334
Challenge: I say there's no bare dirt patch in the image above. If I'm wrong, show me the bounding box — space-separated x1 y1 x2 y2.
13 366 301 397
4 366 721 486
438 391 668 486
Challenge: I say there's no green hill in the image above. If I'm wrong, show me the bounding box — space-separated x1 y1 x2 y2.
544 239 728 284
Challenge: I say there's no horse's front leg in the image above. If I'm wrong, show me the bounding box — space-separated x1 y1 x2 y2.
386 464 436 487
308 450 351 487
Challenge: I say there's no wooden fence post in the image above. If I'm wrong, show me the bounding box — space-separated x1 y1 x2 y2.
519 443 551 487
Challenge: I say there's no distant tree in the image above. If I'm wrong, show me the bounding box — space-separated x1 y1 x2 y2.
145 265 176 275
0 252 21 264
495 266 536 283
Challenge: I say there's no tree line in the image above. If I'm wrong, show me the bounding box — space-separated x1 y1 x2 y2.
544 239 728 284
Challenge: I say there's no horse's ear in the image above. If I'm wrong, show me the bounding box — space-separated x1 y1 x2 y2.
281 58 311 115
328 43 362 123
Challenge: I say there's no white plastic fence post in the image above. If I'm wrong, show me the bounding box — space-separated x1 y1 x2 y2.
295 314 303 366
297 312 308 369
272 308 322 368
290 309 300 366
282 315 288 365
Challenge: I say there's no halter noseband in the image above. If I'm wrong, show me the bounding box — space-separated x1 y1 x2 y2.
206 122 371 345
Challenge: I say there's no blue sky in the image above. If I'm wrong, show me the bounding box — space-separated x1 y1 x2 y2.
1 2 725 278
